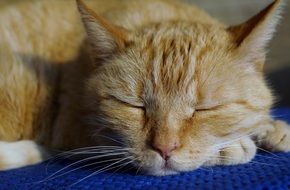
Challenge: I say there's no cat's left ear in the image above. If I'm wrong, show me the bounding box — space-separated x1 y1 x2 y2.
76 0 129 60
228 0 284 66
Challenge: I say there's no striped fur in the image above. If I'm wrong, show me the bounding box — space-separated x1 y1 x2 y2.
0 0 289 175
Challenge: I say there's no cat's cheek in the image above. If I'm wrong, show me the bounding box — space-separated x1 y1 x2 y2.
168 153 207 172
136 150 165 175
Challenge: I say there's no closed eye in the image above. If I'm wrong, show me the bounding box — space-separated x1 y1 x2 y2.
196 100 253 112
109 95 145 110
195 104 225 112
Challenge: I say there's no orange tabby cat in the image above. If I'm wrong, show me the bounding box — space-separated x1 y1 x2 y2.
0 0 289 175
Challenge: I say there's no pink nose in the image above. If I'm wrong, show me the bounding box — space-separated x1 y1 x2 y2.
152 142 179 160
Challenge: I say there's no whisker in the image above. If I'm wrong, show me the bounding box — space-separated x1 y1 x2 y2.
199 165 214 172
70 158 135 186
254 154 287 161
45 148 131 173
221 144 289 161
102 158 137 181
248 160 284 166
270 113 290 118
41 157 133 182
43 152 128 181
62 148 131 156
93 134 126 146
213 129 262 150
256 147 287 160
135 163 143 175
46 146 128 162
54 145 127 154
199 57 223 89
207 156 284 167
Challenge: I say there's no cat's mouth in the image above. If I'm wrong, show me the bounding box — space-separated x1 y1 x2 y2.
146 158 180 176
160 161 178 175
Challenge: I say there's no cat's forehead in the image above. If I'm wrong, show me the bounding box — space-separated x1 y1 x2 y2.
138 23 231 100
140 35 198 106
140 22 229 46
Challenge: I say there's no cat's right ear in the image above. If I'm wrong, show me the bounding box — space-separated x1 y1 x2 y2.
227 0 284 65
76 0 129 60
227 0 284 72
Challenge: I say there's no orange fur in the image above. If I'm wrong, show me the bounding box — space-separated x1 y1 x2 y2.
0 0 289 175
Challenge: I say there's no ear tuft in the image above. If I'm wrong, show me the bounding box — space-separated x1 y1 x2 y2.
228 0 284 50
76 0 128 60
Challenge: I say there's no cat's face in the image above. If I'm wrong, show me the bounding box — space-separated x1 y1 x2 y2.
85 23 272 175
77 0 281 175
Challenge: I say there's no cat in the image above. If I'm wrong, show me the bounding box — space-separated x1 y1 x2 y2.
0 0 289 176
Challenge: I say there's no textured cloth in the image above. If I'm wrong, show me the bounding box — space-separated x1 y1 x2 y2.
0 109 290 190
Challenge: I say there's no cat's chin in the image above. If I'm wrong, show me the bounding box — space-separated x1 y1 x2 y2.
141 159 183 176
145 167 179 176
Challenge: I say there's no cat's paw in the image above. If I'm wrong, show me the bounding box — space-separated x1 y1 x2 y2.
0 141 44 170
260 120 290 152
205 137 256 166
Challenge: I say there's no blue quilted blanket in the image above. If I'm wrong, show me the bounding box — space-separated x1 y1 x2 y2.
1 108 290 190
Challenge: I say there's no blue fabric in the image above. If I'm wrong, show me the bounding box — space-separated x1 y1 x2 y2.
1 109 290 190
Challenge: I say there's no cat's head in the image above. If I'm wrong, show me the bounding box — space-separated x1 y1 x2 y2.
77 0 283 175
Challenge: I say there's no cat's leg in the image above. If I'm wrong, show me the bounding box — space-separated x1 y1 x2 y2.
0 140 49 170
204 137 256 166
256 120 290 152
205 120 290 166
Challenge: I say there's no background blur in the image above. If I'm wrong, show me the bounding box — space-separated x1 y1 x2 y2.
1 0 289 106
186 0 290 106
